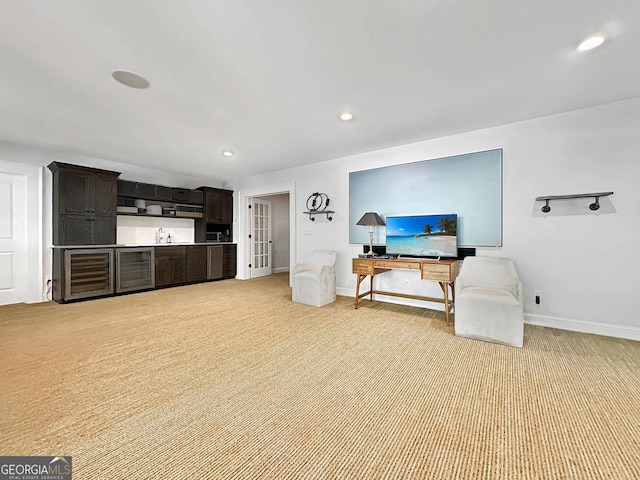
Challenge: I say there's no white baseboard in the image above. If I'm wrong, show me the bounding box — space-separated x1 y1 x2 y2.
273 267 290 274
524 313 640 342
337 287 639 342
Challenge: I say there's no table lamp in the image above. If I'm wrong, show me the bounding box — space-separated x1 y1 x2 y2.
356 212 386 256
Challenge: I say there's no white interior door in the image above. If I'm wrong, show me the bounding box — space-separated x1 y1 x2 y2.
250 198 272 278
0 171 27 305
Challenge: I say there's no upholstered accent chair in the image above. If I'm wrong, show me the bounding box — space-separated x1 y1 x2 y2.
292 250 337 307
454 256 524 347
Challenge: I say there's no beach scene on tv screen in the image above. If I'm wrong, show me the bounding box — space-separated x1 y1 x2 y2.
386 214 457 257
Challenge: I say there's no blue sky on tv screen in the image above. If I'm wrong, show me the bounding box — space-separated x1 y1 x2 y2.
386 214 456 236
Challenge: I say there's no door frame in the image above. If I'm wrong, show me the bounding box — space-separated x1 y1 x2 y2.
237 182 295 285
0 160 43 303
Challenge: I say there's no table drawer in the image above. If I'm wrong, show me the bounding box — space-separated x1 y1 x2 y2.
376 260 420 270
352 259 374 274
421 263 452 281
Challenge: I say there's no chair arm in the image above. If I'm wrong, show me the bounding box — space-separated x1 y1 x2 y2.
456 274 471 293
319 265 336 279
293 263 313 274
512 279 523 303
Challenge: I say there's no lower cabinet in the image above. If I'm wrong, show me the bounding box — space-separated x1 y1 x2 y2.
52 243 237 303
186 246 207 283
52 248 115 302
155 246 186 288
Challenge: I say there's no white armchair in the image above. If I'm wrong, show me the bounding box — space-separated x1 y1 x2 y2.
454 256 524 348
292 250 337 307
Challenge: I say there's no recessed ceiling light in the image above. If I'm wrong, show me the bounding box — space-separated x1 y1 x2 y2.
112 70 150 89
577 34 606 52
340 112 354 121
222 150 234 157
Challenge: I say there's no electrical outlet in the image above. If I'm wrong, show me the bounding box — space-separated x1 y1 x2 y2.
404 279 409 285
533 290 542 305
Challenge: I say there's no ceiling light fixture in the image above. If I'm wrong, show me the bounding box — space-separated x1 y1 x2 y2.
577 34 606 52
340 112 354 121
112 70 150 89
222 150 234 157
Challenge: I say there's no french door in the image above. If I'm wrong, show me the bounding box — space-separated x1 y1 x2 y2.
250 198 272 278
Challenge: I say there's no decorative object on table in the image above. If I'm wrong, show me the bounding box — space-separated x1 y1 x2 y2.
292 250 337 307
454 256 524 348
356 212 386 256
303 192 334 221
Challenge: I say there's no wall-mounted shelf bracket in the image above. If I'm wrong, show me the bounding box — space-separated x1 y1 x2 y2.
535 191 613 213
304 210 334 221
304 192 333 220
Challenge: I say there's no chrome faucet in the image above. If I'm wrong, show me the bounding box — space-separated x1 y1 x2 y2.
156 227 164 244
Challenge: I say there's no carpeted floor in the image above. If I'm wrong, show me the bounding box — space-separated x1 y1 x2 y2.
1 273 639 479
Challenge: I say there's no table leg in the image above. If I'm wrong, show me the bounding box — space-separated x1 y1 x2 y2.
442 281 450 326
355 274 367 309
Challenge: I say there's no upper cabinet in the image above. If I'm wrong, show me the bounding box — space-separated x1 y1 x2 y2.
48 162 120 245
118 180 204 205
201 187 233 224
194 187 233 242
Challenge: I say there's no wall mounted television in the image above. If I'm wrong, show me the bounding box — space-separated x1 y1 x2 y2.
385 214 458 258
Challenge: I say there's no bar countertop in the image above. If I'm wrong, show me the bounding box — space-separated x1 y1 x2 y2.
51 242 234 249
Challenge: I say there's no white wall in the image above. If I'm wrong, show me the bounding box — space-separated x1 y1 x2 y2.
231 97 640 339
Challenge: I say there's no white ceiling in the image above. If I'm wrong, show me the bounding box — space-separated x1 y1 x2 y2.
1 1 639 182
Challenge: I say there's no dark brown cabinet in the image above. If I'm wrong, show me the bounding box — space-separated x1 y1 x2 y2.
201 187 233 224
118 180 204 205
59 215 115 246
155 246 187 288
195 187 233 242
130 181 172 201
186 246 207 283
48 162 119 245
223 244 237 278
52 243 236 303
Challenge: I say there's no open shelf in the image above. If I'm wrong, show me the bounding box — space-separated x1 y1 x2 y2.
304 210 334 221
535 191 613 213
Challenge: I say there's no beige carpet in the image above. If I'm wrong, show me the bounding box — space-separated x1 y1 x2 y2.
1 273 639 479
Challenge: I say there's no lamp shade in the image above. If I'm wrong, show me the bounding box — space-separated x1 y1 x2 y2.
356 212 386 226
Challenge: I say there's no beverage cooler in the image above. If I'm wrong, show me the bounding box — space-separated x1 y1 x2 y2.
63 249 115 301
116 248 155 293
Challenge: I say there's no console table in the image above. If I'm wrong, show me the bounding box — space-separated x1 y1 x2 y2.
352 257 460 325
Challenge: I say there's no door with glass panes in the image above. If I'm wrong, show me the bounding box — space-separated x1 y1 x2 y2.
250 198 272 278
